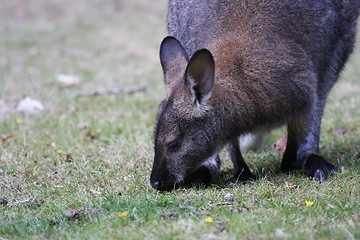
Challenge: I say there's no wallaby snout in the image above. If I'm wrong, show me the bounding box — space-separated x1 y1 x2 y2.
149 161 172 191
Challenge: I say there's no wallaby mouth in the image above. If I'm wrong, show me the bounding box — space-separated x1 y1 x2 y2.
150 176 181 192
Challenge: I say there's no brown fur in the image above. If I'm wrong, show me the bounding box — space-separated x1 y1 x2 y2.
150 0 360 191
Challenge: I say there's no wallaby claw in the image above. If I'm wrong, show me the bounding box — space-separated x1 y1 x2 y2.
314 169 325 182
304 153 339 181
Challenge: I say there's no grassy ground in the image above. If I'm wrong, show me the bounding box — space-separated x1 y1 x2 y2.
0 0 359 239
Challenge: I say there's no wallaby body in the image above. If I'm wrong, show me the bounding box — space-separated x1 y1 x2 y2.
150 0 360 191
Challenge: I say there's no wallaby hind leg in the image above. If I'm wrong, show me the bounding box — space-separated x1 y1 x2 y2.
300 33 356 180
298 109 338 181
282 82 340 179
281 25 357 180
228 138 256 181
281 113 337 181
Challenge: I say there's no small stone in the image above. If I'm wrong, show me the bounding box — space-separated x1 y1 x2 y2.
65 210 81 220
224 193 234 202
16 97 44 113
57 74 80 87
82 205 100 214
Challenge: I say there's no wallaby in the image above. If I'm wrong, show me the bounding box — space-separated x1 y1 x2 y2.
150 0 360 191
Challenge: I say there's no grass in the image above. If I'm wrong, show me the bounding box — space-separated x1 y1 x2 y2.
0 0 359 239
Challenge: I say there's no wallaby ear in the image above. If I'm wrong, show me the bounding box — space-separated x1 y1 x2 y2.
159 36 189 94
185 49 215 105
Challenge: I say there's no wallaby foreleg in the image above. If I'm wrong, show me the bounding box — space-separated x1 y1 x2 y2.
228 138 256 181
187 154 221 188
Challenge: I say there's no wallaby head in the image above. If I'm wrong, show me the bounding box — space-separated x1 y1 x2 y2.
150 37 220 191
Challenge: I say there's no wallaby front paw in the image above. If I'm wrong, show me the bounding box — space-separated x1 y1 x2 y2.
233 169 256 182
187 166 212 189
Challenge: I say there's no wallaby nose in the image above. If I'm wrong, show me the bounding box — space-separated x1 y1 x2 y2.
150 179 161 189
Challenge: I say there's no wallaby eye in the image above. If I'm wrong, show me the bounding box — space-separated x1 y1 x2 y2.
167 139 180 151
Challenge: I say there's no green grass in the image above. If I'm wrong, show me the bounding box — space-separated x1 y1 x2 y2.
0 0 359 239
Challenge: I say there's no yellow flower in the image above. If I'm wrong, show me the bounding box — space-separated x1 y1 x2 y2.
119 211 128 217
205 217 213 223
16 119 23 124
305 200 314 207
56 150 62 154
